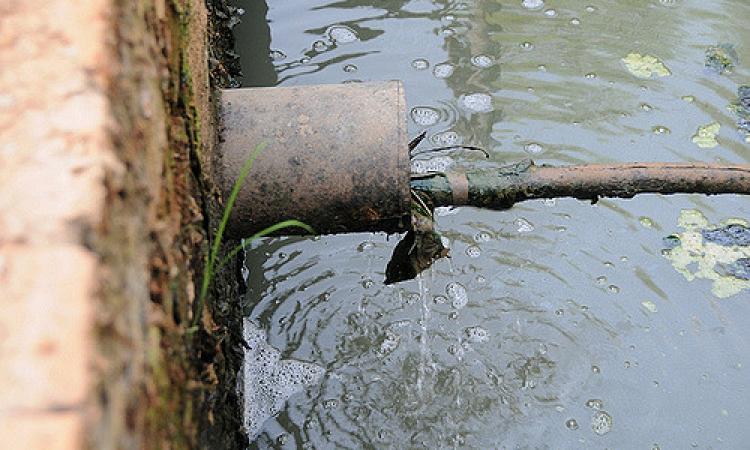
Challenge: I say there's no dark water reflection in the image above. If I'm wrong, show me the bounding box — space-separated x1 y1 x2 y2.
233 0 750 447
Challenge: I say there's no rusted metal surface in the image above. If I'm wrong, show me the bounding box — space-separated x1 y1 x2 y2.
412 161 750 209
219 82 410 237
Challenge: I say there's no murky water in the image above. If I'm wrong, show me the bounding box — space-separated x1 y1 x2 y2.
232 0 750 447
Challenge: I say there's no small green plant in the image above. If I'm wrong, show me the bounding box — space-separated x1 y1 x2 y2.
194 141 314 326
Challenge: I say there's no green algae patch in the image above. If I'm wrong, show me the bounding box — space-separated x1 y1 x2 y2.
705 44 738 74
663 210 750 298
622 53 671 79
691 122 721 148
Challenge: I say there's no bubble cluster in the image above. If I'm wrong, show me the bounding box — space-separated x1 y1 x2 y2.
431 130 460 146
242 319 325 440
524 142 544 154
515 217 535 233
410 106 441 126
470 54 495 68
460 244 479 258
591 410 613 435
464 326 489 343
460 93 494 113
411 156 455 174
446 282 469 308
412 58 430 70
433 63 455 79
521 0 545 10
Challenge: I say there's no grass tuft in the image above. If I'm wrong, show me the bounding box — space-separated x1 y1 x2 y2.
194 141 314 326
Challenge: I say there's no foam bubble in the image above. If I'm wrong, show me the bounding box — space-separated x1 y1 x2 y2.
460 93 493 113
446 282 468 308
410 106 441 126
411 156 455 174
327 25 359 44
433 63 455 79
464 326 489 343
241 319 324 440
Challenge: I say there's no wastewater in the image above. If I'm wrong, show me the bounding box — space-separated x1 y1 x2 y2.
232 0 750 448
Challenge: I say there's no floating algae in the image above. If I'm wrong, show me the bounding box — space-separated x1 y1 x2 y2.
691 122 720 148
705 43 738 74
662 210 750 298
622 53 671 79
728 86 750 142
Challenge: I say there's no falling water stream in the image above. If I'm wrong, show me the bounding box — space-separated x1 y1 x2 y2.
232 0 750 448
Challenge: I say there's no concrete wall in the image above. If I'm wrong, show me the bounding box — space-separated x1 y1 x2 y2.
0 0 244 448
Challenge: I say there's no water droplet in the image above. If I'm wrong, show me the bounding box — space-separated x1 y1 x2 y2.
591 365 601 374
586 399 604 410
566 418 579 430
585 72 597 79
515 217 535 233
448 311 459 320
460 93 494 113
607 285 620 293
433 295 447 304
642 300 658 313
596 275 607 285
521 0 545 10
570 17 581 25
521 41 535 50
465 245 481 258
410 106 441 126
277 434 289 445
524 142 545 154
544 8 557 17
471 54 495 68
464 326 489 343
640 103 653 111
327 25 358 44
446 282 468 308
652 125 671 135
591 410 613 435
269 50 287 61
652 445 661 450
323 398 338 409
476 275 487 284
312 40 328 52
433 63 455 79
682 95 695 102
343 64 358 73
604 261 614 268
411 58 430 70
361 279 373 289
585 5 597 12
537 64 547 71
659 0 679 6
556 308 565 316
653 380 660 387
624 360 631 368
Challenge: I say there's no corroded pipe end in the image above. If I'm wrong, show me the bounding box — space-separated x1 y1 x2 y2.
218 81 411 238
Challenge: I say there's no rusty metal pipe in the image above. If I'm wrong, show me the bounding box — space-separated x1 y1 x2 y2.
218 82 411 238
411 161 750 209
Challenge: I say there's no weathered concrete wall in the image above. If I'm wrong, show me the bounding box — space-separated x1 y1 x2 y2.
0 0 245 448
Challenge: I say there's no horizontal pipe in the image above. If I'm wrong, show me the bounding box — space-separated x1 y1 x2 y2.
412 161 750 209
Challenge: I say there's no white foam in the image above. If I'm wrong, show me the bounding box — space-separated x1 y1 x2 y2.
240 319 325 440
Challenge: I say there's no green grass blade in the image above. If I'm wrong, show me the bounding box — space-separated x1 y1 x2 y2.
215 220 315 272
196 141 267 324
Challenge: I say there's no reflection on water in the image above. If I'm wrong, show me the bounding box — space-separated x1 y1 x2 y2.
233 0 750 447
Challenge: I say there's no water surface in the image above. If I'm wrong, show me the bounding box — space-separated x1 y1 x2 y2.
233 0 750 447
